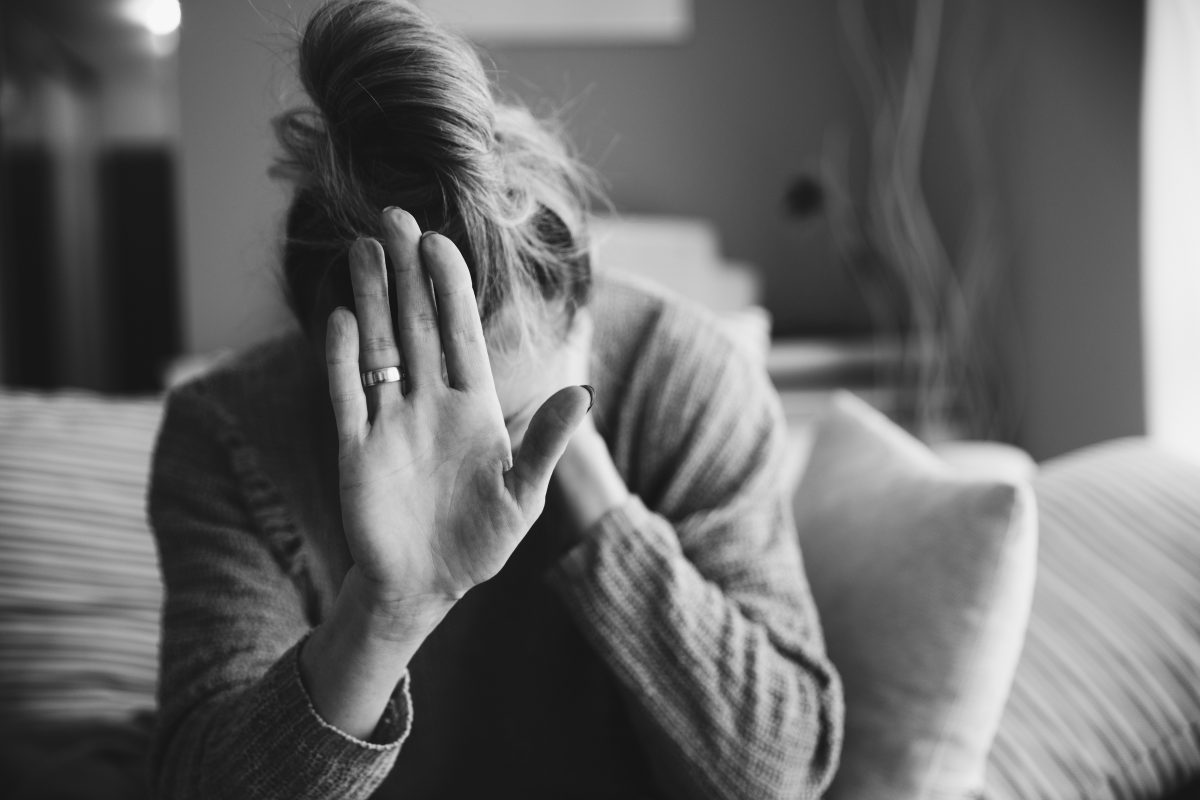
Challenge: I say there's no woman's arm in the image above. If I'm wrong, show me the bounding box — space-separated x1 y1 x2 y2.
548 317 844 800
297 210 590 738
150 388 413 800
152 208 591 799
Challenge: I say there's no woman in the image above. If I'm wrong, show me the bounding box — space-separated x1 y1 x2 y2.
148 1 842 798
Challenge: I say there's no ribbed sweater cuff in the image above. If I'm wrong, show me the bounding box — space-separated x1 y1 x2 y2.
284 634 413 750
231 636 412 792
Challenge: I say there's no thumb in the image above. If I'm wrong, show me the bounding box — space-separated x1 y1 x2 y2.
506 384 594 513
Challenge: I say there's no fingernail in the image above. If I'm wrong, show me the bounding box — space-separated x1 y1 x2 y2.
382 205 400 215
581 384 595 413
420 230 438 243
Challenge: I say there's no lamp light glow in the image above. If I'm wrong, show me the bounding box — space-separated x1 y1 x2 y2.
121 0 182 36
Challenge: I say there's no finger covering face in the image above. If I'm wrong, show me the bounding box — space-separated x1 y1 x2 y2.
325 306 368 441
420 232 493 392
384 208 443 390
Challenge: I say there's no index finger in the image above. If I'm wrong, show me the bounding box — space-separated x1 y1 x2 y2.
419 232 493 391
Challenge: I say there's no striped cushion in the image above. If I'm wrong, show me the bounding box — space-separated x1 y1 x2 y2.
0 389 165 726
986 439 1200 799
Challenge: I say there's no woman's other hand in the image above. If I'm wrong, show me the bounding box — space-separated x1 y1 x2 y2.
497 308 592 455
326 207 592 621
491 303 628 540
513 311 630 538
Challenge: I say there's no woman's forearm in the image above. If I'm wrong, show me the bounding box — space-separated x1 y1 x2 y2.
547 500 842 800
299 566 453 740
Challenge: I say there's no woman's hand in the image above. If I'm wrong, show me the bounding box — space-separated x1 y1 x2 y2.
326 207 592 620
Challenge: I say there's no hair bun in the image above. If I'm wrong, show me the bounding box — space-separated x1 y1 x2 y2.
296 0 496 203
275 0 595 351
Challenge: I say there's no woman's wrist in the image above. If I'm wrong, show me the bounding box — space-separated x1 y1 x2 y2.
299 567 453 741
338 566 457 645
554 425 630 534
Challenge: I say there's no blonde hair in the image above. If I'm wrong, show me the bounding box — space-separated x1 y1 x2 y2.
271 0 595 353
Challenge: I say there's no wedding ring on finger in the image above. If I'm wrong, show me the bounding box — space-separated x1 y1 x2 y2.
361 366 405 389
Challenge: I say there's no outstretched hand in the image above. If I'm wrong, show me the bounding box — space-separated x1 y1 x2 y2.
325 207 592 619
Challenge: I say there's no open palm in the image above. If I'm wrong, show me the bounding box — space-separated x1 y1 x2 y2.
325 209 590 611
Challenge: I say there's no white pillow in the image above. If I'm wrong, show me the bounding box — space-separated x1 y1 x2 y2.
794 392 1037 799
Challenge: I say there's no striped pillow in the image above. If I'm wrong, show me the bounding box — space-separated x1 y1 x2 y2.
986 439 1200 799
0 389 165 727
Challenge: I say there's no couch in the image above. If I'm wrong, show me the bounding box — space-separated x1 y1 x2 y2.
1 383 1198 799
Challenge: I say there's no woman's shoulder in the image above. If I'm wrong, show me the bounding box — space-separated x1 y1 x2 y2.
167 331 317 423
594 271 722 354
591 272 762 398
591 273 778 435
590 273 785 516
158 331 325 485
152 330 343 606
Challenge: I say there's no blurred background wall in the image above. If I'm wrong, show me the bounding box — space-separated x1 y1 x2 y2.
984 0 1144 460
175 0 1144 460
175 0 872 353
0 0 181 392
0 0 1149 461
486 1 873 336
175 0 301 356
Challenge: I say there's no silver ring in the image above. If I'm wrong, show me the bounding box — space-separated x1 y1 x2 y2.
361 366 404 389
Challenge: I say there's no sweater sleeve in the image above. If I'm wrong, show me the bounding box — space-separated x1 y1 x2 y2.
147 386 411 800
545 314 844 800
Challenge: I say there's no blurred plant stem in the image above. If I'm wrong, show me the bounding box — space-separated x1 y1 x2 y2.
824 0 1012 442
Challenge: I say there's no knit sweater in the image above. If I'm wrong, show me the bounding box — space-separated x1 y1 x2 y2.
147 275 843 800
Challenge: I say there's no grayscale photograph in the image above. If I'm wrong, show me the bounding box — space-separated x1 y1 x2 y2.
1 1 1197 798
